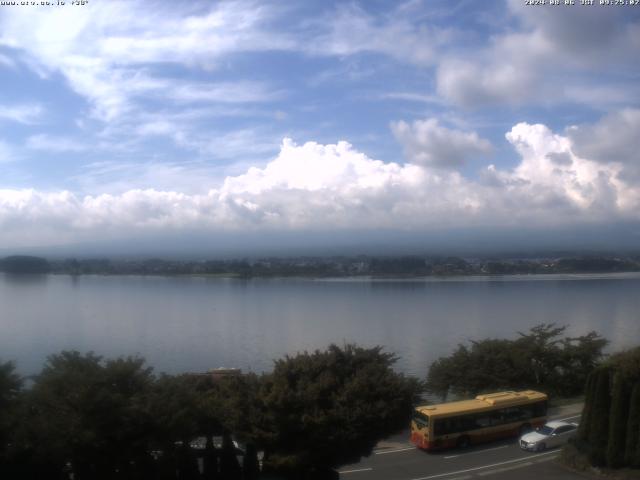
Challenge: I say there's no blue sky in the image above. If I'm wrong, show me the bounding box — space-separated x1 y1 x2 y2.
0 0 639 253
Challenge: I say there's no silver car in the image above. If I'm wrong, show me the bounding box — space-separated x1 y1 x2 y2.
519 420 578 451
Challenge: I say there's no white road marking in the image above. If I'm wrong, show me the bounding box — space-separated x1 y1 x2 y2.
534 454 559 463
410 450 558 480
375 446 415 455
477 461 533 476
444 445 508 459
447 476 472 480
556 414 581 422
339 467 373 474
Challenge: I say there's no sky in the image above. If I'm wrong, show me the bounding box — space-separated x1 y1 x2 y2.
0 0 639 256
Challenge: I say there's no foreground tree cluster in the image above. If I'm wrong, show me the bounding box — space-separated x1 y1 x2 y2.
1 325 633 477
575 347 640 469
425 324 608 399
0 345 420 480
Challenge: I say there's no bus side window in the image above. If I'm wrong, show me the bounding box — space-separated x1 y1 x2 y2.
460 414 476 431
490 409 506 426
504 406 526 422
533 401 547 417
446 418 458 434
435 418 462 435
475 415 491 428
503 407 515 422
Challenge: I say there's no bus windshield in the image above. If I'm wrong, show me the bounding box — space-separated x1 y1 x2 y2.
413 410 429 426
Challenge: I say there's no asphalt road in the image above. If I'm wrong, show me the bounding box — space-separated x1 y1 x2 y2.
338 404 587 480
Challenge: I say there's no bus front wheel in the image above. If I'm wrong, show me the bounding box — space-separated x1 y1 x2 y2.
457 435 471 449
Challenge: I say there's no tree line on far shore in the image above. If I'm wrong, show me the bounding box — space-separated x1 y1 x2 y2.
3 254 640 277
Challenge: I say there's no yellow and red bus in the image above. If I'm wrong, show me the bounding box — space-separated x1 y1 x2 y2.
411 390 548 450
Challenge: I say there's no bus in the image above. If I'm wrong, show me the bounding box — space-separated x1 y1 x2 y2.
411 390 548 450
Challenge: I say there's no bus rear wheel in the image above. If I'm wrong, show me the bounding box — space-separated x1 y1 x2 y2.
457 435 471 449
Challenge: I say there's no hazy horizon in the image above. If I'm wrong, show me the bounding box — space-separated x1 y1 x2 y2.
2 223 640 261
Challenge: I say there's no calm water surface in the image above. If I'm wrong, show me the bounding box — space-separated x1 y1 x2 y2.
1 273 639 376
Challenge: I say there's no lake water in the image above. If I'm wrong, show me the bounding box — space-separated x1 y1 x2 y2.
1 273 639 377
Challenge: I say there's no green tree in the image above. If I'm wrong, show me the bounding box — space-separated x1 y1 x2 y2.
424 348 466 400
624 382 640 467
425 324 607 399
606 373 630 468
192 374 226 439
0 360 22 476
426 340 526 399
146 374 201 450
587 368 612 466
25 351 154 479
462 339 526 394
607 346 640 382
515 323 566 387
575 347 640 469
101 356 156 477
558 331 609 396
258 344 421 477
577 371 597 444
0 360 21 435
203 373 263 443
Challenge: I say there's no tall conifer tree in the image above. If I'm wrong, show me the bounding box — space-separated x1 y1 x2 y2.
606 373 630 468
626 383 640 467
578 371 596 443
588 368 611 465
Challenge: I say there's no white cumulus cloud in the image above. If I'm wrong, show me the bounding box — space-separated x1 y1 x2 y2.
391 119 492 169
0 113 639 249
567 109 640 179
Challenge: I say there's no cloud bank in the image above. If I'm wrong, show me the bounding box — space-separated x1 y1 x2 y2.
436 1 640 108
1 112 638 250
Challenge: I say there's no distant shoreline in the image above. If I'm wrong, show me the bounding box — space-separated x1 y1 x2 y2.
4 271 640 283
2 254 640 278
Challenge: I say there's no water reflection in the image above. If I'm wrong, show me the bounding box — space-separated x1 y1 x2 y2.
1 274 639 376
1 272 49 284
